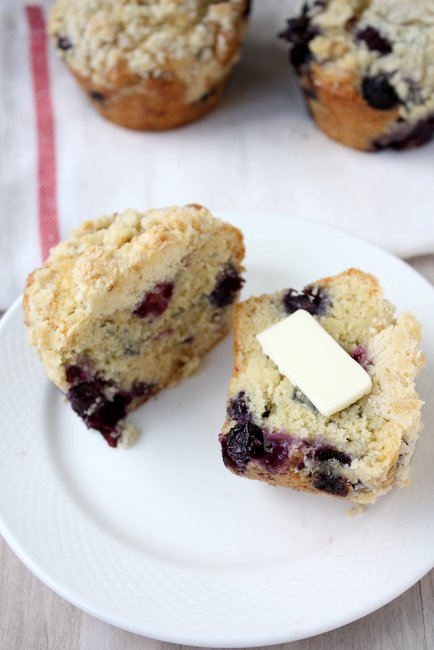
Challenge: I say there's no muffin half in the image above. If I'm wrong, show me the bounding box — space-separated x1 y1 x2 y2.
24 205 245 446
220 269 425 505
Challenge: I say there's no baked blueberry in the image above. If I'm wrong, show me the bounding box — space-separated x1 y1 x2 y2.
89 91 106 104
314 445 351 466
67 377 155 447
362 75 399 110
227 391 251 422
133 282 174 318
56 34 72 51
65 364 91 384
279 10 317 69
224 421 264 469
312 470 350 497
262 433 291 470
356 26 392 55
282 285 329 316
209 266 244 308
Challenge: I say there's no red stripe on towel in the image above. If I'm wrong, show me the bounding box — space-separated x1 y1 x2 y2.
26 5 60 260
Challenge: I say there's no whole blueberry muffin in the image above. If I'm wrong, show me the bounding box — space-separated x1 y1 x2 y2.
24 205 244 447
220 269 425 505
49 0 250 130
280 0 434 151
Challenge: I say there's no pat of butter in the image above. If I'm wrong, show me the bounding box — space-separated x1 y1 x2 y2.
256 309 372 417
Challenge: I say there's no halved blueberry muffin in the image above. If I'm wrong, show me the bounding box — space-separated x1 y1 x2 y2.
220 269 425 505
24 205 244 447
280 0 434 151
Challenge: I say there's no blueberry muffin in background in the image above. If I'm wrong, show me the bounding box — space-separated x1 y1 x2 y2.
23 205 245 447
280 0 434 151
49 0 250 130
220 269 425 505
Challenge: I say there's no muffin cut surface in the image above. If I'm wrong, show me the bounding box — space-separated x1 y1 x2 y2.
220 269 424 505
24 205 244 447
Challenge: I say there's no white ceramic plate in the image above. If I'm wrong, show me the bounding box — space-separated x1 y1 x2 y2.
1 212 433 647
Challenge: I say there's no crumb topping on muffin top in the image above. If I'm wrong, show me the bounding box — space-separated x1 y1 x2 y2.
24 205 231 325
49 0 247 97
296 0 434 120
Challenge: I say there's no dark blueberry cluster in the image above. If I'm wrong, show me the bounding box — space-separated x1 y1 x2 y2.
68 382 129 446
362 74 399 110
133 282 174 319
209 266 244 308
355 26 392 55
279 5 318 69
282 285 330 316
65 365 153 447
222 410 354 497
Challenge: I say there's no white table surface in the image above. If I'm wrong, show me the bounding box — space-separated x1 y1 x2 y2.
1 255 433 650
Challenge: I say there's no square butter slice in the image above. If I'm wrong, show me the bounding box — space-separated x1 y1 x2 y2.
256 309 372 417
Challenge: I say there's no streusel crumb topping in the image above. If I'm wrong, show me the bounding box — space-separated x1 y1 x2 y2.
49 0 247 98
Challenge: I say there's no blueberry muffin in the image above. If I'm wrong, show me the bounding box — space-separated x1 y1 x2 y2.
280 1 434 151
49 0 250 130
220 269 425 505
24 205 244 447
